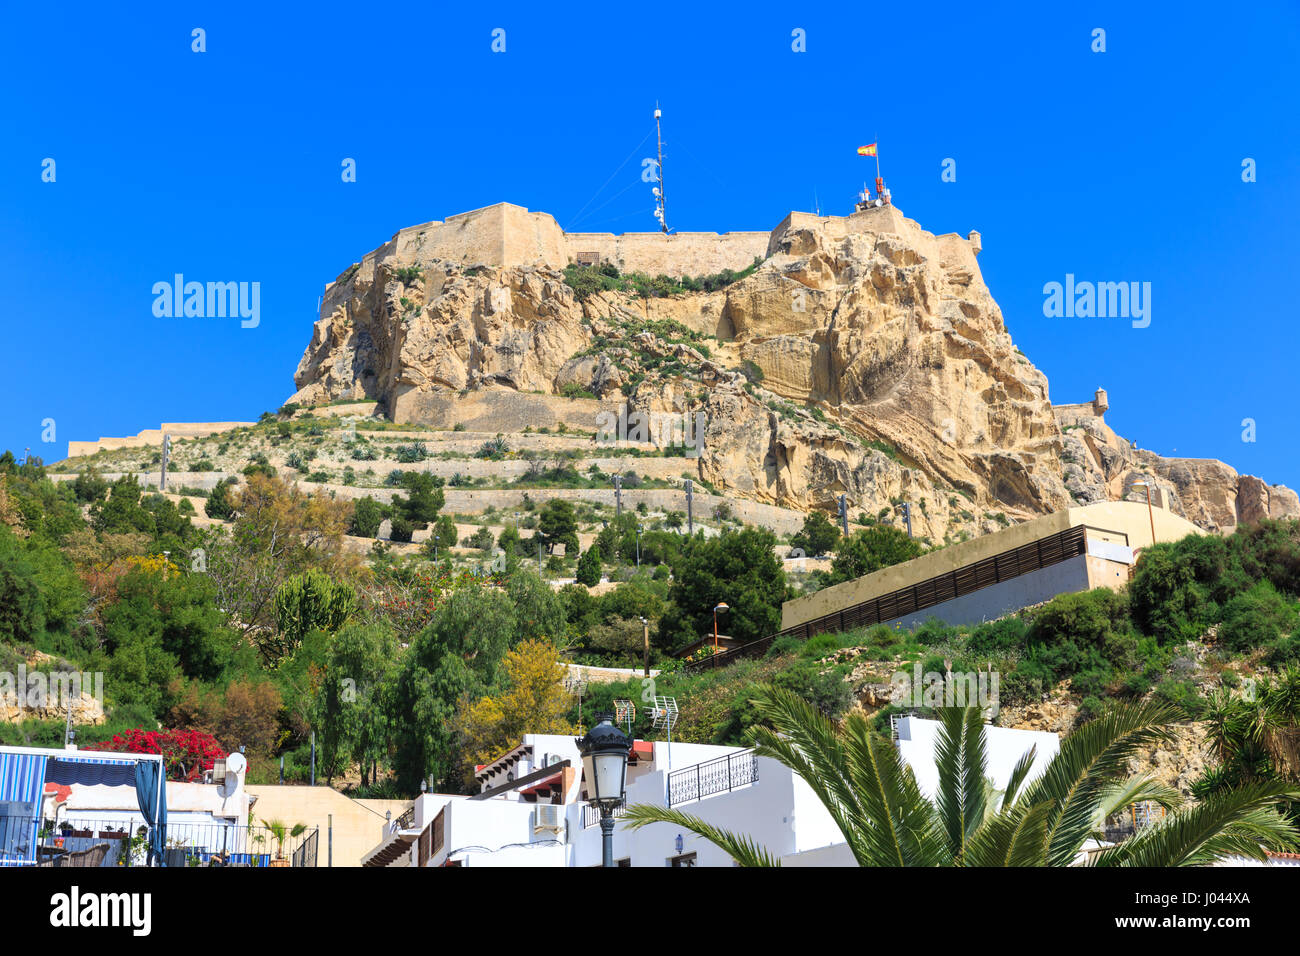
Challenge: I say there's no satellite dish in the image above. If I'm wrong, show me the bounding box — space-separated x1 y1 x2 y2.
225 752 247 776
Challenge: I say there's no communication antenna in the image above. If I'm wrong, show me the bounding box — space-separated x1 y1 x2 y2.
613 699 636 737
564 675 589 731
653 104 668 233
650 695 679 769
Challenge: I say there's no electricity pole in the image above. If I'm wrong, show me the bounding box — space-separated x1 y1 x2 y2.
160 434 172 491
901 502 913 538
684 478 694 535
837 493 849 538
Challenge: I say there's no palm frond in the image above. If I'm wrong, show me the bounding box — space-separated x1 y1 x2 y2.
934 706 987 859
621 804 781 867
962 800 1054 867
1018 700 1179 865
1001 744 1038 811
1091 781 1300 867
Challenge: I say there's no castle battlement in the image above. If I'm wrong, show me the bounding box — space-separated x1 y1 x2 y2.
326 200 983 290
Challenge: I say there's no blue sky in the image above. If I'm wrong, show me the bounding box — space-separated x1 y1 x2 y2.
2 1 1297 487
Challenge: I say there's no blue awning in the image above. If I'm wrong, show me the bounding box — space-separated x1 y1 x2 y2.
0 752 47 866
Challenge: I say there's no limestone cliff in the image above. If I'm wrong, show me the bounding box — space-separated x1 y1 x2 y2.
289 202 1295 540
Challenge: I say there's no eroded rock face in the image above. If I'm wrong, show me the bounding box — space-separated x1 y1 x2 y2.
289 207 1294 538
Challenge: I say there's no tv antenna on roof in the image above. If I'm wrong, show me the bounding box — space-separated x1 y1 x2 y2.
613 699 636 736
650 695 679 769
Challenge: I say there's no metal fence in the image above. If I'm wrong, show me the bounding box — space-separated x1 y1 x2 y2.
582 803 630 829
0 814 319 867
685 525 1094 672
667 750 758 807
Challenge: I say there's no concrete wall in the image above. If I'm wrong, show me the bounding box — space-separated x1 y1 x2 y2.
246 785 407 867
67 421 255 459
880 554 1094 631
781 501 1204 631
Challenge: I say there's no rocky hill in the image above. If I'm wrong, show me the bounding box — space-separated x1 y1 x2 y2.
287 201 1296 543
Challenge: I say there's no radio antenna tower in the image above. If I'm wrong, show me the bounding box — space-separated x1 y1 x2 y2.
653 104 668 233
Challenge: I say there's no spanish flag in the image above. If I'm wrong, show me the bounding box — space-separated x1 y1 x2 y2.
857 143 878 157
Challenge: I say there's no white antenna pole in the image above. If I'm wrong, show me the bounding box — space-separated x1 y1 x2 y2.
654 104 668 234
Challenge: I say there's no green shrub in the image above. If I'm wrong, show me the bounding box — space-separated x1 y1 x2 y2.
1218 581 1299 654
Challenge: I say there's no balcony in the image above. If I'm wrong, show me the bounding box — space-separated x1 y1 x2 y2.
667 749 758 807
0 814 318 867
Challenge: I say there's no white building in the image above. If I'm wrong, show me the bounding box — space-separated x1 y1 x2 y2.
362 718 1059 868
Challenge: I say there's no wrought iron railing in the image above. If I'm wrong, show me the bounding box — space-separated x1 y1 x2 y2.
667 749 758 806
394 804 416 832
0 814 319 867
685 525 1095 672
582 803 629 829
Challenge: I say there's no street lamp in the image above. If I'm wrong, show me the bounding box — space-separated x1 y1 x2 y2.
1131 479 1157 547
713 602 729 649
576 713 631 867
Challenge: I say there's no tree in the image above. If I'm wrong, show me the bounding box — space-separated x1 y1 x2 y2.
455 638 575 784
538 498 579 555
205 477 237 520
271 568 357 663
791 510 841 557
349 496 384 538
827 525 926 585
624 690 1300 866
391 472 445 534
203 473 355 643
312 622 397 786
103 566 237 685
387 582 519 791
72 467 109 503
658 527 785 649
1197 668 1300 812
576 544 602 586
498 522 524 556
426 514 459 557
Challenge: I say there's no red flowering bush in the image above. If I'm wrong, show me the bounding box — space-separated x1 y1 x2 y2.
86 728 227 781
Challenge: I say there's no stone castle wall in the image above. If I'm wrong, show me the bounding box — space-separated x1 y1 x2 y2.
334 201 966 285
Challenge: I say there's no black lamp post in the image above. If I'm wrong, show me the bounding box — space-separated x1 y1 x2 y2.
576 713 632 867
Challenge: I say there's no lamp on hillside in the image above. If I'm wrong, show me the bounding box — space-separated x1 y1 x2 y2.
576 714 631 867
713 602 729 650
1131 479 1157 547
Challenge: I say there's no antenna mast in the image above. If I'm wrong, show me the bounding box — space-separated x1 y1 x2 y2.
654 104 668 233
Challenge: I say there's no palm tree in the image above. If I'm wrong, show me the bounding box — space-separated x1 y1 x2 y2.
622 687 1300 866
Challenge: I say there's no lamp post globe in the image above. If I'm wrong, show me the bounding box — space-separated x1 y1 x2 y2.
576 712 632 866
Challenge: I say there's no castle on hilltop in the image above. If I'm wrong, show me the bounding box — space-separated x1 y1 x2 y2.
327 200 985 288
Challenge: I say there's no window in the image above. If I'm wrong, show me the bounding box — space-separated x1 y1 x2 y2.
668 852 697 867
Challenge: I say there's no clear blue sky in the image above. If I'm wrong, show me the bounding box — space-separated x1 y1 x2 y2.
2 2 1297 487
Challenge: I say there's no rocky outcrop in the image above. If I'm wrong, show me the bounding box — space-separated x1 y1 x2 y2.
288 203 1295 538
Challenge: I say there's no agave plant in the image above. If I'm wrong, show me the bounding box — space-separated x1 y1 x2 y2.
622 687 1300 866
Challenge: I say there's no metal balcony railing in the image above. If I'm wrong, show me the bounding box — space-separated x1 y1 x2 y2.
582 803 629 829
667 749 758 807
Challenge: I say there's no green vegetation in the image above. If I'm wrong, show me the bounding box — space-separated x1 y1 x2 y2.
562 258 764 302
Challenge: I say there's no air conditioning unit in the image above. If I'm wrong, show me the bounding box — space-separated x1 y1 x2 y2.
533 804 564 834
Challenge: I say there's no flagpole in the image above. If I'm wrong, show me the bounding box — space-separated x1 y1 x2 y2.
875 132 880 181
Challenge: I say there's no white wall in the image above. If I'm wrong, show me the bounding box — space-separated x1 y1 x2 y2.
894 717 1060 801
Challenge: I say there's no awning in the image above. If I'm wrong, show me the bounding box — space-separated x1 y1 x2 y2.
0 752 47 867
